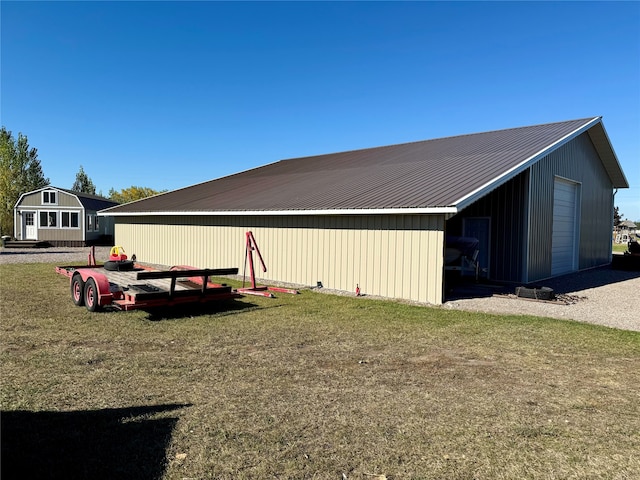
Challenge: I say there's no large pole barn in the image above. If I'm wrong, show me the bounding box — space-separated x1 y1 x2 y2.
102 118 627 304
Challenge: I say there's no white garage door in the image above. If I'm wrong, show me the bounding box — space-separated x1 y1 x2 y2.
551 178 579 276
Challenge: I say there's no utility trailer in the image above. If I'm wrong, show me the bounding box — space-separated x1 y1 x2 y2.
56 263 242 312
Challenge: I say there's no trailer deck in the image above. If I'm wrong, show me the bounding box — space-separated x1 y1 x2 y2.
56 264 241 311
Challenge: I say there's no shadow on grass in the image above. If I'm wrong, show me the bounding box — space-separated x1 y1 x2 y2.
144 298 260 321
1 403 190 480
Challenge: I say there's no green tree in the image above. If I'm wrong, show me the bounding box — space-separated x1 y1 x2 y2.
108 185 166 204
0 127 49 236
613 206 623 227
72 165 96 195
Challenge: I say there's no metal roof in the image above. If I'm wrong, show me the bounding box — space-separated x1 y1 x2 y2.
102 117 628 216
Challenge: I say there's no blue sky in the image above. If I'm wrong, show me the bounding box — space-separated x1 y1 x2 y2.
2 1 639 220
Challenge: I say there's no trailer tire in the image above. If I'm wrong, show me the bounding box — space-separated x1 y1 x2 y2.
84 278 101 312
104 260 134 272
71 274 85 306
515 286 554 301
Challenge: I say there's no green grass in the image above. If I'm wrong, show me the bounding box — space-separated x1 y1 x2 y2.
612 243 628 253
1 263 639 479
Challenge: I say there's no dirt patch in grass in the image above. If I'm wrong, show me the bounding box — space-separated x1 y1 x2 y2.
1 263 639 479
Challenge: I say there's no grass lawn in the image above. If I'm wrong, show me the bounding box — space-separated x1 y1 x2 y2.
612 243 628 254
1 263 639 479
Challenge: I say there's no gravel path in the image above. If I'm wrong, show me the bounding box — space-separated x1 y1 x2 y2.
2 247 639 332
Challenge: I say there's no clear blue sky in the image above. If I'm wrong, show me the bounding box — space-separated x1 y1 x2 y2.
2 1 639 220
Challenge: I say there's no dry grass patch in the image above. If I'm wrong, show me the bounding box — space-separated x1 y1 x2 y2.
1 263 639 479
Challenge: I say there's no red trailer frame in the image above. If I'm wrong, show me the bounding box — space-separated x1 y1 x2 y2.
57 235 299 311
56 262 241 312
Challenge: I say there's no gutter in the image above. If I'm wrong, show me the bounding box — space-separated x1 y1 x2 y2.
99 207 459 217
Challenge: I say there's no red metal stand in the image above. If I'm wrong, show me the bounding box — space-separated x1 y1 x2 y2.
88 245 97 266
237 231 299 297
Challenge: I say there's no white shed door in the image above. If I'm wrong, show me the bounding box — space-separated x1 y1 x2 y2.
551 178 579 276
24 211 37 240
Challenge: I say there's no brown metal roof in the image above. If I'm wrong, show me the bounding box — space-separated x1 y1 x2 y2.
103 117 627 216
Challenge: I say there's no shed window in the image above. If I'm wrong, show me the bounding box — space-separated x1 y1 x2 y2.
42 191 57 205
40 211 58 227
62 211 79 228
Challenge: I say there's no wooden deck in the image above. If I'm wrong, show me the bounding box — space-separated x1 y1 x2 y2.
98 267 236 301
105 269 192 296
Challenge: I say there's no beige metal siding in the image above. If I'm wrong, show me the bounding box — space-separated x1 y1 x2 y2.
528 132 613 281
115 214 446 304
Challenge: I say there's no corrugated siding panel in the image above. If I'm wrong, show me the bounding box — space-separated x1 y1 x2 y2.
115 214 446 304
446 170 529 282
528 133 613 281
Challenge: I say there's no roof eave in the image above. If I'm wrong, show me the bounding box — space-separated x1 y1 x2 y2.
99 206 458 217
586 121 629 188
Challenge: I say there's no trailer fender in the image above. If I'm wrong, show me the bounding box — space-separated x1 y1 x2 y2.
74 269 113 306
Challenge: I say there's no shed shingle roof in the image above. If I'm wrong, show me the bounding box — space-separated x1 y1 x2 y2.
102 117 628 216
54 187 120 211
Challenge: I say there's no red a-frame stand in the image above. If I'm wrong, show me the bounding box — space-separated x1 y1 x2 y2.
237 231 299 297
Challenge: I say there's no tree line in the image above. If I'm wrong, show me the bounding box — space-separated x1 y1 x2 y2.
0 127 165 237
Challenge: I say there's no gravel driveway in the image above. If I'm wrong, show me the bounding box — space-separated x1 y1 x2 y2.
445 265 640 332
0 246 113 266
2 247 639 332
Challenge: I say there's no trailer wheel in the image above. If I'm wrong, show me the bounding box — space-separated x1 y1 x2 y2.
71 274 85 306
104 260 134 271
515 286 555 301
84 278 101 312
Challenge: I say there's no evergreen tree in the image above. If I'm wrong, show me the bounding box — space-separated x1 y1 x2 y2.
72 165 96 195
613 206 622 227
0 127 49 236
